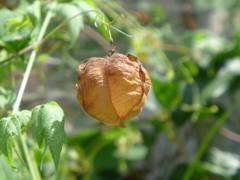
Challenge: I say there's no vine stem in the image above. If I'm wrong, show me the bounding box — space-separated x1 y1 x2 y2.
0 10 131 65
183 95 240 180
13 0 56 113
12 1 57 180
160 116 189 162
159 110 190 162
167 120 190 162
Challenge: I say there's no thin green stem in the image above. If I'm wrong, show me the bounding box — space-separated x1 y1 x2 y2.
83 140 111 180
8 60 15 89
149 39 175 79
160 110 189 162
183 96 240 180
13 147 26 167
20 134 41 180
165 119 190 162
96 0 140 28
12 1 57 180
13 1 56 112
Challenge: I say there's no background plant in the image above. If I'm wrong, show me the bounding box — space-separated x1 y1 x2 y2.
1 0 240 180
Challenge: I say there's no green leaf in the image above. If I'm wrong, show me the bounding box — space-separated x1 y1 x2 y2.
151 76 182 109
31 101 66 170
151 3 166 22
182 60 199 77
55 3 84 47
13 156 32 180
178 58 199 84
47 101 60 107
171 84 193 126
0 110 31 167
26 0 41 39
0 4 33 52
0 86 15 109
5 15 30 34
200 57 240 104
170 163 208 180
26 0 41 24
0 156 20 180
93 142 119 170
116 145 148 161
0 117 16 166
18 110 31 125
76 0 110 40
182 30 229 68
77 1 98 20
203 148 240 177
18 110 31 133
0 9 14 39
193 0 236 10
200 74 235 105
209 42 240 76
178 63 194 84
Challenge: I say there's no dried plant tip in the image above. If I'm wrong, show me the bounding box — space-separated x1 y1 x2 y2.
77 53 151 127
108 46 116 56
127 54 138 61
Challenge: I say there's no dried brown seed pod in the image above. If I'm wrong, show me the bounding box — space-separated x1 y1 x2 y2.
76 52 151 128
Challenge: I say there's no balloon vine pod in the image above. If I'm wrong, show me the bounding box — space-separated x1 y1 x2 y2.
76 48 151 127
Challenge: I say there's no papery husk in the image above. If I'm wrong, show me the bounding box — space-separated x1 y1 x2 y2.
77 53 151 127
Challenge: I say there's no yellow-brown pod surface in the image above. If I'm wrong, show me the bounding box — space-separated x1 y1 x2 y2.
76 53 151 127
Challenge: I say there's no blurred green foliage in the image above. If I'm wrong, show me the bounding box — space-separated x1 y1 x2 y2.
1 0 240 180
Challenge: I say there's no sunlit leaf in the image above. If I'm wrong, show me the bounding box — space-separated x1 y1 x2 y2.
0 86 15 109
77 0 110 40
116 144 148 161
209 42 240 75
0 156 20 180
0 9 15 39
77 1 98 20
200 74 233 104
5 15 30 34
172 84 193 126
200 58 240 104
26 0 41 23
55 3 84 47
203 148 240 177
182 60 198 77
182 30 229 68
0 4 33 52
178 63 194 84
26 0 41 38
13 155 32 180
0 110 31 167
31 101 66 170
151 76 182 109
